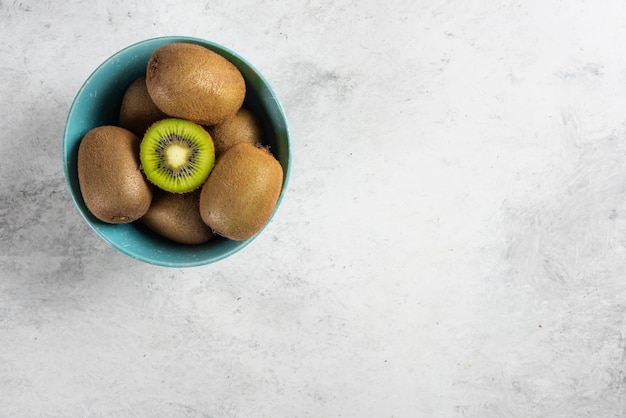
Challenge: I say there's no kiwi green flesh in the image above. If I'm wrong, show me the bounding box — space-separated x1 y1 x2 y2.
140 118 215 193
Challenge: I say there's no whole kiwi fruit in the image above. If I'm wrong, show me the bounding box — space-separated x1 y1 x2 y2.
119 76 168 137
77 126 153 224
208 107 264 156
146 42 246 126
199 142 283 241
141 189 213 245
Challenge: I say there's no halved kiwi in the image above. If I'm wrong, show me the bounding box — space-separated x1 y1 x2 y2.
140 118 215 193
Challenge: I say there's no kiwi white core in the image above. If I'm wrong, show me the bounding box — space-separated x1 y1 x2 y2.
165 143 191 169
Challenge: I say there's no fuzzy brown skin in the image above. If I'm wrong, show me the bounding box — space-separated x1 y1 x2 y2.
207 107 264 156
119 77 169 137
77 126 153 224
199 143 283 241
141 189 213 245
146 43 246 126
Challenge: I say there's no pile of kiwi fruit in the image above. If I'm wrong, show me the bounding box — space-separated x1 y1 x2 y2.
77 42 284 245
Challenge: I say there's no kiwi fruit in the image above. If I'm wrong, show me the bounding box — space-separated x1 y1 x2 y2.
208 107 264 156
199 142 283 241
119 76 168 137
140 118 215 194
141 189 213 245
77 126 153 224
146 42 246 126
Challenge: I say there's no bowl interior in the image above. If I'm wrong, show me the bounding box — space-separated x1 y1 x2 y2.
63 36 290 267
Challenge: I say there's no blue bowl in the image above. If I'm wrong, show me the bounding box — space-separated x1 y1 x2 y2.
63 36 291 267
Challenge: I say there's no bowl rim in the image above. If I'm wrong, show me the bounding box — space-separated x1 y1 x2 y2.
63 35 291 267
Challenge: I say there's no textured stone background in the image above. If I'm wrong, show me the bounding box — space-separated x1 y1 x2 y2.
3 0 626 416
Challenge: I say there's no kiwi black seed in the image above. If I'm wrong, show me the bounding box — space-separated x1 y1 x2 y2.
140 118 215 193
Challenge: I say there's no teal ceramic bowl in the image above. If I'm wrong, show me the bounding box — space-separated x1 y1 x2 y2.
63 36 290 267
